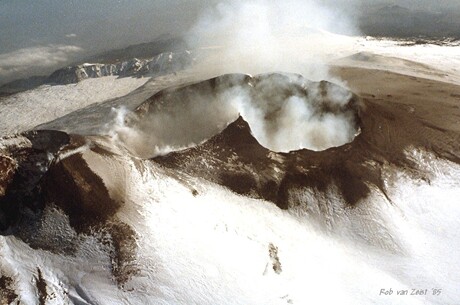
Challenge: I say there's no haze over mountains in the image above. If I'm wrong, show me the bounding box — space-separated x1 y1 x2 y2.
357 3 460 38
1 0 460 86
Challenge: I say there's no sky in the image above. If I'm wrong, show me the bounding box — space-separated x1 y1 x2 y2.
0 0 459 85
0 0 209 54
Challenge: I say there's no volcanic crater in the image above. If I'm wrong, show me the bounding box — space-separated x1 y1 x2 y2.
1 71 460 296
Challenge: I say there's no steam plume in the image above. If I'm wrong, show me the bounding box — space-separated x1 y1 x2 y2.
186 0 358 80
107 74 359 157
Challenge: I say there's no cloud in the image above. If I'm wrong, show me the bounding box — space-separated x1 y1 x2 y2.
65 33 77 38
0 44 83 84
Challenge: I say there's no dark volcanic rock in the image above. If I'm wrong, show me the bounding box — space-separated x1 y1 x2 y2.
0 156 16 198
152 109 404 210
0 275 18 304
41 152 120 233
0 130 70 231
154 115 377 209
152 72 460 213
35 268 48 305
38 149 139 286
0 131 139 286
268 243 282 274
149 73 368 209
102 222 139 287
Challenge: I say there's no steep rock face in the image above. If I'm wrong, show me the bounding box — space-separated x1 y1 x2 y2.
0 132 139 286
154 115 375 209
38 146 139 286
154 101 459 212
41 152 119 233
0 156 16 198
0 131 70 231
47 51 193 85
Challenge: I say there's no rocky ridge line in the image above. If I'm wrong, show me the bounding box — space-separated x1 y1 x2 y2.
47 51 194 85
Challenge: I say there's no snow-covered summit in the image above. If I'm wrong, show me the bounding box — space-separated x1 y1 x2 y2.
47 51 194 85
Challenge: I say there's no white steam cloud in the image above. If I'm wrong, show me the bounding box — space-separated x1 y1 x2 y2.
105 1 361 157
106 74 359 158
187 0 358 80
234 75 357 152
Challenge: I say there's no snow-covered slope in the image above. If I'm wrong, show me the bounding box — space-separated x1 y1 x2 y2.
0 124 458 305
0 76 150 136
334 37 460 85
1 35 460 305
